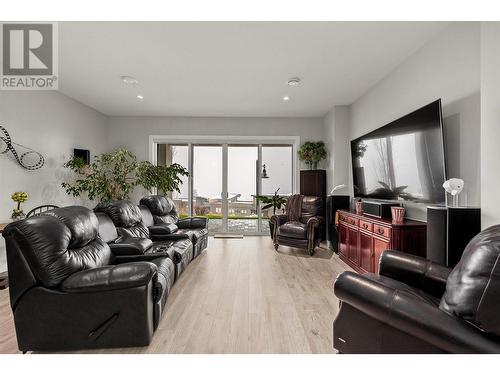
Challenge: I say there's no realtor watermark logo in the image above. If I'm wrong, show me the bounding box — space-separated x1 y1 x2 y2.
0 22 58 90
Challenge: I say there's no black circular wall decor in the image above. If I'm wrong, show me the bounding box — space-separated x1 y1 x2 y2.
0 125 45 170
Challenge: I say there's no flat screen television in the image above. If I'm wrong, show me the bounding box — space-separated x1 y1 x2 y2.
351 99 446 204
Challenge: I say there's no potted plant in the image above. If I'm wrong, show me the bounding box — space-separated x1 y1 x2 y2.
298 141 327 170
136 162 189 195
62 149 190 203
255 188 288 237
62 149 140 201
11 191 28 220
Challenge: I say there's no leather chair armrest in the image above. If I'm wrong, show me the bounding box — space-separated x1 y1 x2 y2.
379 250 451 298
270 214 287 226
334 271 500 353
177 217 208 229
270 214 287 240
306 215 323 239
306 215 323 228
109 237 153 256
149 224 178 235
61 262 157 293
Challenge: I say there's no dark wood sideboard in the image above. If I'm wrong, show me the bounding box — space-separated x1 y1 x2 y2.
338 210 426 274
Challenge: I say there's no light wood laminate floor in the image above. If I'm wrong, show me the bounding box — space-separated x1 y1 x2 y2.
0 237 352 354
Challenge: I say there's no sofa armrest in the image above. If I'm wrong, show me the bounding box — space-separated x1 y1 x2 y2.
379 250 451 298
61 262 157 293
109 237 153 256
177 217 208 229
113 243 176 265
149 223 178 234
334 271 500 353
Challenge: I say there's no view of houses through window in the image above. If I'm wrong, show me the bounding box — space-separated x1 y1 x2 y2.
157 142 294 234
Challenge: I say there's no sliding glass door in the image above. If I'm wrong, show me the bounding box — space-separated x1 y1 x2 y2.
193 145 223 233
227 145 259 233
260 145 294 233
156 141 294 235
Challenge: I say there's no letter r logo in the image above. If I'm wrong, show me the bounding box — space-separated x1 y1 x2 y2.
2 24 53 75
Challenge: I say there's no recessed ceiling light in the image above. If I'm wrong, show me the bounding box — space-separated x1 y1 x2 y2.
287 77 301 86
137 95 144 100
283 96 290 101
121 75 138 85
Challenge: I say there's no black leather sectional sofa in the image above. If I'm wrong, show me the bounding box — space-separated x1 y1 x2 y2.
1 195 208 352
333 225 500 354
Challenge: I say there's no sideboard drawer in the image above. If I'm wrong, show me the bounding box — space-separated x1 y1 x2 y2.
346 217 359 226
359 220 373 232
373 224 391 239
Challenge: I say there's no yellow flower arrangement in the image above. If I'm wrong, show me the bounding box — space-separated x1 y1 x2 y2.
11 191 29 220
11 191 29 203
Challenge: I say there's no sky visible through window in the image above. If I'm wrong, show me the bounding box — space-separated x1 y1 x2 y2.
170 144 293 201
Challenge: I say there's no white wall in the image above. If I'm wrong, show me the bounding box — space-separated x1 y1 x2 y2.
0 92 110 222
323 106 350 194
480 22 500 229
107 116 324 161
0 91 108 271
347 22 481 221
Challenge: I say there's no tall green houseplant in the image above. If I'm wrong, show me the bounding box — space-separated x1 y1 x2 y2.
298 141 327 170
137 162 189 195
62 148 189 202
62 149 139 201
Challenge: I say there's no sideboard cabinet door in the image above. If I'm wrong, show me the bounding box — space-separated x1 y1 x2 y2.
373 237 390 274
359 231 374 273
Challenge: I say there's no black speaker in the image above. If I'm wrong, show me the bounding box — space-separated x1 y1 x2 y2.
326 195 350 252
74 148 90 164
363 200 401 219
427 206 481 267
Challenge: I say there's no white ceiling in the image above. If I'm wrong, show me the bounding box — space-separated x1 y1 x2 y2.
59 22 449 117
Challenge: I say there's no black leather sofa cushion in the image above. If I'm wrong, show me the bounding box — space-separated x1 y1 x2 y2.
43 206 99 248
150 228 208 245
440 225 500 336
149 223 178 235
109 237 153 256
139 204 155 227
177 217 208 229
60 262 157 293
278 221 307 239
3 208 112 288
95 212 119 244
139 195 179 224
95 200 143 228
117 223 150 239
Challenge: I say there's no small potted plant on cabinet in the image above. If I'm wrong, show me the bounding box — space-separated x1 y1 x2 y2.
298 141 327 170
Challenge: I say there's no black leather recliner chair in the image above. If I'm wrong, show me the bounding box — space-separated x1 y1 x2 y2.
95 200 194 281
333 225 500 354
139 195 209 258
270 194 324 255
2 206 175 352
95 211 176 297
